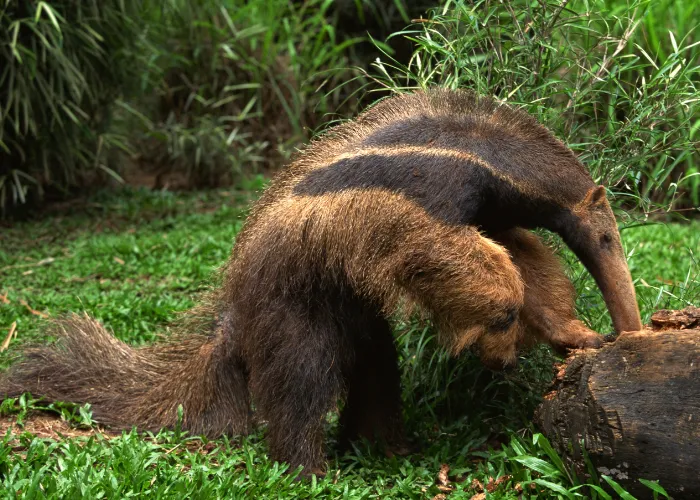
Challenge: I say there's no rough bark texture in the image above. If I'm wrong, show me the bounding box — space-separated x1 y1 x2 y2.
535 307 700 499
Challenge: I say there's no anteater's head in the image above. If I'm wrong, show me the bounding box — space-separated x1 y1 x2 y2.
558 185 642 335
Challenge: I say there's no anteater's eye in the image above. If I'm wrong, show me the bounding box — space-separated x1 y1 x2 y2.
600 233 613 247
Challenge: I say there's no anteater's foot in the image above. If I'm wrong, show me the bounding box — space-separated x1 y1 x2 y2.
337 430 415 459
384 442 416 458
603 331 618 343
292 467 326 481
548 320 603 355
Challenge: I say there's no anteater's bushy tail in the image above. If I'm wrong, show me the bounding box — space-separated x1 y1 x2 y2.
0 313 251 438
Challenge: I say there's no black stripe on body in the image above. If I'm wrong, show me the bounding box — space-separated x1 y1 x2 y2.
293 151 565 234
358 116 593 204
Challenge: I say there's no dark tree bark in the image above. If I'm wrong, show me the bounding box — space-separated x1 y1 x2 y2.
535 308 700 499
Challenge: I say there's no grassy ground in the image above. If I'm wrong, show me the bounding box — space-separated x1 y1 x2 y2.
0 187 697 498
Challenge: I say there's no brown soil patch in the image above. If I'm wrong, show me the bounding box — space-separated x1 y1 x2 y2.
1 413 225 457
0 412 117 442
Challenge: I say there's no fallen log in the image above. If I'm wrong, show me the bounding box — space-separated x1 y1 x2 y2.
535 307 700 499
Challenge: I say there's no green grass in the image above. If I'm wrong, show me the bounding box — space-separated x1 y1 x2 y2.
1 188 694 498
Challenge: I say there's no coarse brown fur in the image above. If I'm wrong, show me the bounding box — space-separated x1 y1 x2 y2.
0 88 642 475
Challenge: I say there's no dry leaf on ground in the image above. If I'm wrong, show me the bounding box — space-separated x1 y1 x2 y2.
485 474 512 493
469 478 484 492
1 321 17 352
19 299 48 318
436 463 454 492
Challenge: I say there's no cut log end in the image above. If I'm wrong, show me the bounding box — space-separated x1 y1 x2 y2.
535 308 700 499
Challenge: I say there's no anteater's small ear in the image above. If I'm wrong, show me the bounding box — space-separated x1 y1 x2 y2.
583 185 607 207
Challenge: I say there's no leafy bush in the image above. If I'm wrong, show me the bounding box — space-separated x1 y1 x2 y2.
1 0 368 209
370 0 700 214
125 0 364 188
0 0 150 212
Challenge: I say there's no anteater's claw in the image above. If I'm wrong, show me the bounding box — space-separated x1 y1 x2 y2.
603 332 618 343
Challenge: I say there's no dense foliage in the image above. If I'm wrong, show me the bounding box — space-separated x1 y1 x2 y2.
0 0 373 212
370 0 700 213
127 0 367 188
4 0 697 215
0 0 149 209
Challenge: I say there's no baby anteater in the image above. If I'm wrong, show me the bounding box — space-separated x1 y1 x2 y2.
1 89 642 475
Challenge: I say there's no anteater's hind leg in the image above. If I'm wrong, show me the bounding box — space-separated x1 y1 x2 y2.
246 302 348 477
337 306 408 456
492 228 603 352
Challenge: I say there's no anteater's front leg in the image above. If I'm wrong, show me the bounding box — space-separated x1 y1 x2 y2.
390 220 527 369
492 228 603 353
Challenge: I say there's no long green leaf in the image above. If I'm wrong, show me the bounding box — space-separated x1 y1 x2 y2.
512 456 562 478
638 479 670 498
601 475 638 500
